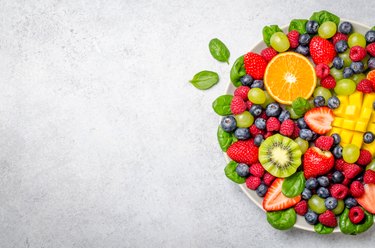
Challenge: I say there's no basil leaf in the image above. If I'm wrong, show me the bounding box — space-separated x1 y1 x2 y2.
310 10 340 26
209 38 230 64
282 172 305 198
230 55 246 87
314 223 334 234
212 95 233 116
217 126 237 152
266 208 296 230
289 19 308 34
292 97 311 116
224 160 246 184
190 71 219 90
262 25 283 46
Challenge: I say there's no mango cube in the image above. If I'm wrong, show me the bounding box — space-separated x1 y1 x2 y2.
342 120 356 130
349 91 363 106
351 132 364 148
345 105 359 118
333 96 349 117
362 93 375 109
355 121 368 132
368 123 375 134
341 129 354 144
360 108 372 121
329 127 341 136
332 117 344 127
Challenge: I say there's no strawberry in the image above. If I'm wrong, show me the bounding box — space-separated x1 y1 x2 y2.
262 178 301 211
357 149 372 166
332 32 348 46
227 140 259 165
230 96 247 114
309 36 336 65
357 79 373 93
318 210 337 227
287 30 299 49
244 52 267 80
320 75 336 89
294 200 308 216
315 136 334 151
349 206 365 224
350 46 367 62
355 183 375 214
343 163 362 179
246 176 261 190
249 163 265 177
304 107 334 135
364 170 375 184
279 119 294 137
366 43 375 57
330 184 349 199
315 63 330 79
303 147 334 179
234 86 250 100
261 47 278 62
350 181 365 198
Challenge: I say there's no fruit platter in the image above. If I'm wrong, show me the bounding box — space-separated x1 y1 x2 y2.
211 11 375 234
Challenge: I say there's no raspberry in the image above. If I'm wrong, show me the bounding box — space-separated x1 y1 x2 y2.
264 131 273 139
315 63 330 79
244 52 267 80
357 79 373 93
230 96 247 114
332 32 348 46
350 46 367 62
287 30 299 49
234 86 250 100
259 112 268 119
364 170 375 184
330 184 349 199
291 125 300 139
279 119 294 137
357 149 372 166
249 163 265 177
262 172 275 186
350 181 365 197
335 159 346 171
294 200 308 216
349 206 365 224
246 101 253 110
315 136 334 151
266 117 280 132
366 43 375 57
343 163 363 179
318 210 337 227
261 47 278 62
320 75 336 89
342 176 351 186
250 124 264 136
246 176 261 190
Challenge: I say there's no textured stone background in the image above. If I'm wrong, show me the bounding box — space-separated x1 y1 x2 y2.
1 0 375 247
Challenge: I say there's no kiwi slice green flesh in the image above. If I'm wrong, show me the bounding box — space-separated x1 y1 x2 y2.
259 134 302 178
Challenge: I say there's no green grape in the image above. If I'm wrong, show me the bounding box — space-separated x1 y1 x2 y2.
332 200 345 215
330 68 344 81
334 79 356 95
270 32 290 52
351 73 366 84
366 159 375 171
313 86 332 104
308 195 327 214
285 106 302 119
318 21 337 39
343 144 360 163
261 91 275 108
339 50 351 67
348 32 366 48
248 88 266 104
235 111 254 128
294 137 309 154
362 55 370 71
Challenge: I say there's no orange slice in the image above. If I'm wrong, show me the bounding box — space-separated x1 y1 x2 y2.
367 70 375 82
264 52 317 105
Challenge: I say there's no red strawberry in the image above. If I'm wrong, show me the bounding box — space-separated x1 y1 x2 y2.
331 32 348 46
357 150 372 166
227 140 258 165
315 136 334 151
304 107 334 135
310 36 336 65
230 96 247 114
366 43 375 57
266 117 280 132
234 86 250 100
303 147 335 179
315 63 330 79
262 172 276 186
294 200 308 216
244 52 267 80
318 210 337 227
356 184 375 214
263 178 301 211
343 163 362 179
350 46 367 62
364 170 375 184
350 181 365 198
357 79 373 93
279 119 294 137
349 206 365 224
320 75 336 89
287 30 299 49
261 47 278 62
330 184 349 199
249 163 265 177
246 176 261 190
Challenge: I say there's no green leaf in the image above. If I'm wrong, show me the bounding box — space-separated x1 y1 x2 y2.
224 160 246 184
230 55 246 87
291 97 311 116
262 25 283 46
189 71 219 90
212 95 233 116
314 223 334 234
339 207 374 235
289 19 308 34
310 10 340 26
282 172 305 198
217 126 236 152
266 208 296 230
209 38 230 64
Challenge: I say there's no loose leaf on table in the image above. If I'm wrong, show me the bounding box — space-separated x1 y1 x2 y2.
282 171 305 198
291 97 311 116
217 126 237 152
224 160 246 184
230 55 246 87
266 208 296 230
289 19 308 34
209 38 230 64
314 223 334 234
262 25 283 46
212 95 233 116
189 71 219 90
310 10 340 26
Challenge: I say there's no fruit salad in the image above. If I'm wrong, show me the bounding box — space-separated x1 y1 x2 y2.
213 10 375 234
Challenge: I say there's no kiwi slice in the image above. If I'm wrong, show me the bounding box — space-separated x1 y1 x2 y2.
259 134 302 178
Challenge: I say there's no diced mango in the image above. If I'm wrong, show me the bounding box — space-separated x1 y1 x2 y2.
333 96 349 117
345 105 359 118
349 91 363 106
371 112 375 123
332 117 344 127
355 121 368 132
368 123 375 134
360 107 372 121
341 129 354 144
342 120 356 130
351 132 364 148
329 127 341 136
362 93 375 109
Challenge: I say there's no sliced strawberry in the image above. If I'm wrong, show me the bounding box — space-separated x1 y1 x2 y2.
304 107 334 135
355 184 375 214
263 178 301 211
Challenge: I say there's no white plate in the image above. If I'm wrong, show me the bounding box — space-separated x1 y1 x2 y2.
223 19 371 232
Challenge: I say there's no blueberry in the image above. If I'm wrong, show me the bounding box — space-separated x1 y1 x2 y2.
236 163 250 177
332 145 343 158
256 184 268 197
297 118 307 129
333 57 344 69
335 40 349 53
305 178 318 190
314 96 325 107
339 22 353 34
255 118 266 130
365 30 375 43
311 131 318 141
299 33 311 46
345 197 358 208
251 80 264 89
265 102 281 117
278 110 290 122
368 57 375 70
328 96 340 109
364 131 375 144
325 197 338 210
250 105 262 117
350 61 364 74
306 20 319 34
343 67 354 78
234 128 251 140
305 210 318 225
332 171 344 183
221 116 237 132
295 45 309 56
302 188 312 200
300 129 313 141
317 187 330 198
317 176 330 187
240 74 253 86
254 134 264 147
331 133 341 145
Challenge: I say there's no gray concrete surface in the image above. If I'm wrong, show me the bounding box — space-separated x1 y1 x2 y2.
1 0 375 247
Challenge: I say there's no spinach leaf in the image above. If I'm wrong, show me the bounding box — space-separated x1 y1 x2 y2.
314 223 334 234
289 19 308 34
209 38 230 64
262 25 283 46
190 71 219 90
310 10 340 26
292 97 311 116
212 95 233 116
266 208 296 230
282 172 305 198
217 126 236 152
224 160 246 184
230 55 246 87
339 207 374 235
